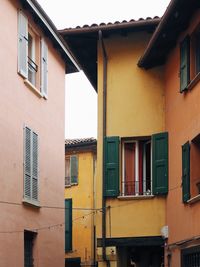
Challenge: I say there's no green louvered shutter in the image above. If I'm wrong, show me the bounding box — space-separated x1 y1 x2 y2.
65 199 72 252
104 136 119 197
70 156 78 184
182 142 190 203
180 36 190 92
152 132 168 195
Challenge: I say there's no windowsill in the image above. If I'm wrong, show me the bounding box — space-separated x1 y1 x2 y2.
118 195 154 200
65 183 78 188
22 198 41 208
24 79 43 98
187 72 200 91
187 194 200 204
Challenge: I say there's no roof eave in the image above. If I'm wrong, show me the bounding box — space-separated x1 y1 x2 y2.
22 0 80 73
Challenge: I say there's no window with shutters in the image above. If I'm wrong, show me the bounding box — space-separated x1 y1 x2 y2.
18 10 48 98
182 134 200 203
121 139 152 196
24 127 39 205
65 155 78 187
180 29 200 92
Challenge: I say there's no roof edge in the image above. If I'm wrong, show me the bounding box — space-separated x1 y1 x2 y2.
59 18 161 35
24 0 80 72
138 0 177 68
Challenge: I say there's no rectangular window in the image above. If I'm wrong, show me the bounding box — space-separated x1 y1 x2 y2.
24 231 36 267
122 139 151 196
24 127 39 203
183 134 200 202
65 156 78 186
65 199 72 252
181 246 200 267
18 11 48 96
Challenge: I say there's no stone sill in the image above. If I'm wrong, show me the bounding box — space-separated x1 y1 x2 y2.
187 194 200 204
118 195 154 200
24 79 43 98
22 198 41 208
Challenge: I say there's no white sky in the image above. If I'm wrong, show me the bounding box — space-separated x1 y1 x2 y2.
37 0 170 139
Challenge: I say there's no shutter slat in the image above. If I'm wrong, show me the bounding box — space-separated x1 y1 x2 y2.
152 132 168 195
32 132 38 200
24 127 31 198
18 11 28 78
182 142 190 203
104 136 119 197
180 36 190 92
41 39 48 98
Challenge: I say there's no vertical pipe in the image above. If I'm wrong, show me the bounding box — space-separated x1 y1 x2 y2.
98 30 110 267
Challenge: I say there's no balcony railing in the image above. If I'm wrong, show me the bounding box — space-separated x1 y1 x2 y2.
121 179 152 196
28 56 38 86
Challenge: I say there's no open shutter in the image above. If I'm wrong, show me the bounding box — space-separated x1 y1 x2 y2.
104 136 119 197
24 127 31 199
180 36 190 92
152 132 168 195
196 32 200 74
182 142 190 203
18 11 28 78
70 156 78 184
41 39 48 98
65 199 72 252
32 132 38 201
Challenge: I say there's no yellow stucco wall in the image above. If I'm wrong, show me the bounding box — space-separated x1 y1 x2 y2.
96 32 166 241
65 150 96 265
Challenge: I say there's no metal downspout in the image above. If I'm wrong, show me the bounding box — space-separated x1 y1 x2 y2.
98 30 110 267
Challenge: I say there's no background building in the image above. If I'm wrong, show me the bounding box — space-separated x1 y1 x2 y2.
65 138 97 267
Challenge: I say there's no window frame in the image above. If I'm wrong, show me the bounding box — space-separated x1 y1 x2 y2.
121 138 152 197
65 155 78 187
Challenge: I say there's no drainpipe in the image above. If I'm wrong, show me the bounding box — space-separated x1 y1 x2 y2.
98 30 110 267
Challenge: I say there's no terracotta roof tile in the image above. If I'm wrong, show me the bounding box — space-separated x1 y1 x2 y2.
61 16 160 32
65 137 96 146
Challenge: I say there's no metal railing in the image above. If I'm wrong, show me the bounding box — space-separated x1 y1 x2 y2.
28 57 38 85
121 179 152 196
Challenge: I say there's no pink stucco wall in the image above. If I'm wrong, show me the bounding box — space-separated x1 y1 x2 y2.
0 0 66 266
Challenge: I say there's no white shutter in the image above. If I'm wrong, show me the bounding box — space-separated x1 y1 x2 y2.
24 127 39 201
24 127 31 199
41 39 48 98
32 132 38 201
18 11 28 78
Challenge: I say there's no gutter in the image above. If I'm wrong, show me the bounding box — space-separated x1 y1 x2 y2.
23 0 80 71
138 0 178 68
98 30 110 267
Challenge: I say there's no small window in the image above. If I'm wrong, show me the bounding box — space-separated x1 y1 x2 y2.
24 231 36 267
181 246 200 267
65 156 78 187
122 139 151 196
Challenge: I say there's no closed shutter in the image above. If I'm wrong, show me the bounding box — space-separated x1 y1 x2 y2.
182 142 190 203
180 36 190 92
18 11 28 78
104 136 119 197
32 132 38 201
24 127 38 201
196 32 200 74
70 156 78 184
24 127 31 199
152 132 168 195
41 39 48 98
65 199 72 252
